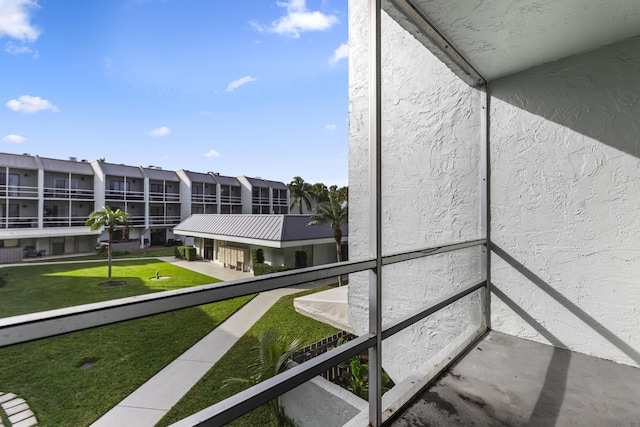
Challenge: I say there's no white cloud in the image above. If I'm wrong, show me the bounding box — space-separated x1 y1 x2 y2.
325 124 336 131
329 42 348 64
6 95 58 113
203 149 220 158
0 0 41 42
3 134 26 143
5 40 37 57
147 126 171 137
227 76 257 92
256 0 338 38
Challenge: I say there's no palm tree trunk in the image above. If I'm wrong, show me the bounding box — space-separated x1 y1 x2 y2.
335 231 343 286
107 227 113 282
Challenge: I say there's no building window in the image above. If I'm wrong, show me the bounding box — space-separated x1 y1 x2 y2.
0 173 20 196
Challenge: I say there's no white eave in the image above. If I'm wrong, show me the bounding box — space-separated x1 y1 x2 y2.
386 0 640 84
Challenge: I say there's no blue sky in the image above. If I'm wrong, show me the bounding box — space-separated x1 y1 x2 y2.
0 0 348 186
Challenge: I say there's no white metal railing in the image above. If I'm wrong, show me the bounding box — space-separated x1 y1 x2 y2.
149 215 181 225
0 238 487 426
219 195 241 204
43 188 94 199
43 217 88 227
105 189 145 200
1 216 38 228
0 185 38 198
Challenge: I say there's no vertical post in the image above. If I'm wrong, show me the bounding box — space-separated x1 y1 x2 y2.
479 85 491 328
368 0 383 425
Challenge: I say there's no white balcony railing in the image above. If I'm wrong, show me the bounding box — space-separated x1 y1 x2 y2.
0 185 38 198
43 187 94 199
0 216 38 228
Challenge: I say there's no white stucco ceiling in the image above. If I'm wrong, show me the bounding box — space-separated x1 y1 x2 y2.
392 0 640 81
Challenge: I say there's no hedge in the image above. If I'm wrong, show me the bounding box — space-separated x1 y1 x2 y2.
174 246 197 261
252 263 296 276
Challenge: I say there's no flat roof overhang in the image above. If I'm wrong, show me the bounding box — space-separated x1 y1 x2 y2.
385 0 640 85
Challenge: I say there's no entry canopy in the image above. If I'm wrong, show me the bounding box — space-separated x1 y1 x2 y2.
385 0 640 85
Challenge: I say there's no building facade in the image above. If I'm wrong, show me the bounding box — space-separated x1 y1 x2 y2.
0 152 289 258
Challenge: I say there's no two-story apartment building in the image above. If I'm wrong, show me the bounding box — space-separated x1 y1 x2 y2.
0 152 290 259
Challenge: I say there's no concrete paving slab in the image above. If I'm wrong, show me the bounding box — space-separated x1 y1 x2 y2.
389 331 640 426
4 402 28 416
12 416 37 427
8 409 34 424
91 406 166 427
119 359 214 410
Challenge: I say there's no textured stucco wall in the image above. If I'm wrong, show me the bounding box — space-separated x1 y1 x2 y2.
490 37 640 367
348 2 484 382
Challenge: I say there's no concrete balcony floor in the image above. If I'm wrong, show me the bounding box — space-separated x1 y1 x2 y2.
388 331 640 426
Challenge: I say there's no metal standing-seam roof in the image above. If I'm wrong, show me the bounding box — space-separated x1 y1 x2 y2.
174 214 347 244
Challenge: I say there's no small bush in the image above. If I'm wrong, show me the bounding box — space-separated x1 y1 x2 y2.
294 250 307 268
252 263 296 276
174 246 197 261
252 248 265 264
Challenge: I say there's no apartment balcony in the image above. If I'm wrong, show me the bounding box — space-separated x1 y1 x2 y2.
128 215 146 227
43 216 88 228
191 193 217 204
149 215 181 226
149 192 181 202
0 185 38 199
0 216 38 229
43 187 94 200
105 189 145 201
219 195 241 205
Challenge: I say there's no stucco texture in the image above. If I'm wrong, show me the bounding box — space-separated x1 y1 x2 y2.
489 37 640 367
348 3 484 382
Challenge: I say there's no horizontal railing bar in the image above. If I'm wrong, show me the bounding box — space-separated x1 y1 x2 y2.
170 334 376 427
0 259 375 347
0 239 485 347
381 238 487 267
382 279 486 340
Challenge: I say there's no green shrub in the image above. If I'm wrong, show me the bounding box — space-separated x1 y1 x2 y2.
294 251 307 268
174 246 197 261
252 248 265 264
252 263 296 276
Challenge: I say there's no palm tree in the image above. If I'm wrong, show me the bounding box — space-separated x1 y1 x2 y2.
310 182 329 204
223 329 302 421
85 206 130 282
308 188 348 285
288 176 313 214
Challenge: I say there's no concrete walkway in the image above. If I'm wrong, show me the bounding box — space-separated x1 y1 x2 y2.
91 258 313 427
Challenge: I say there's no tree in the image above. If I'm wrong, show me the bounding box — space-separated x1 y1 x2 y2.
287 176 313 214
223 329 302 422
310 182 329 204
308 187 348 285
85 206 130 282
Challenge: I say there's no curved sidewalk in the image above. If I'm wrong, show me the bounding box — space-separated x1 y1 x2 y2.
91 259 313 427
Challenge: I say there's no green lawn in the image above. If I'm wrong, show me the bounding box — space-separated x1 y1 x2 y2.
0 259 253 426
157 286 341 427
